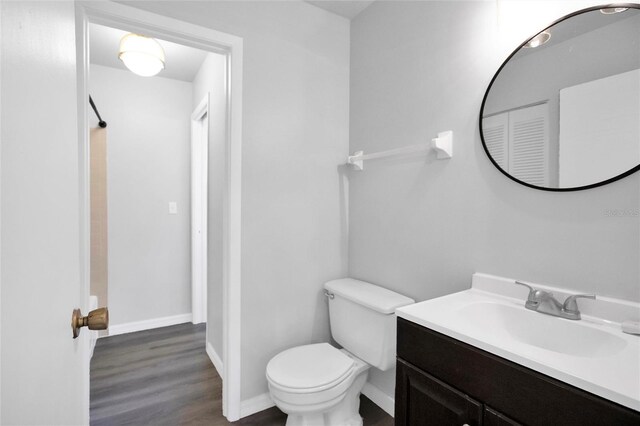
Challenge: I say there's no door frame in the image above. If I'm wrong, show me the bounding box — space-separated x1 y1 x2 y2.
75 2 244 421
191 94 209 325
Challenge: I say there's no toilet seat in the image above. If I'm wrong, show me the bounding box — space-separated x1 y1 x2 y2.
266 343 355 393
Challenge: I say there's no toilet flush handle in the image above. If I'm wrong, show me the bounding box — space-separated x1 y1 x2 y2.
323 290 334 299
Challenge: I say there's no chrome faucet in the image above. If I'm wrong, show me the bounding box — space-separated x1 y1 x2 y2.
514 281 595 320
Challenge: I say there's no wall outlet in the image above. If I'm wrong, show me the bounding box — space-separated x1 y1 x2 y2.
169 202 177 214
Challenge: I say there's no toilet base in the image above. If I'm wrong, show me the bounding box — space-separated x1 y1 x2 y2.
279 354 370 426
286 412 362 426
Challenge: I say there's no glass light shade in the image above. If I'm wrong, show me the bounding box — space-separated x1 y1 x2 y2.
600 7 628 14
118 33 165 77
524 31 551 48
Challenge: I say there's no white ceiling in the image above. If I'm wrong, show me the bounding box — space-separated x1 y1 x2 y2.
305 0 375 19
89 23 208 82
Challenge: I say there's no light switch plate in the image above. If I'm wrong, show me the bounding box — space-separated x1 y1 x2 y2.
169 202 177 214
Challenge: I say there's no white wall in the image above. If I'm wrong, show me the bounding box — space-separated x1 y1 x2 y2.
89 65 193 327
121 1 351 402
192 52 227 359
350 0 640 402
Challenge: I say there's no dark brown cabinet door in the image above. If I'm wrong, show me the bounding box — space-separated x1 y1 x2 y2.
484 406 521 426
396 359 483 426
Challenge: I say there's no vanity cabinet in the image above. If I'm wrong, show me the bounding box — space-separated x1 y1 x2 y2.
395 318 640 426
396 359 483 425
483 407 519 426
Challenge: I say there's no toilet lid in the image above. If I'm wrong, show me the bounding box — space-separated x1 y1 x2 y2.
266 343 355 390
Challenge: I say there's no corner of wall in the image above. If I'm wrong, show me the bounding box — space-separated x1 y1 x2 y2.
239 393 275 419
362 381 395 417
206 338 224 378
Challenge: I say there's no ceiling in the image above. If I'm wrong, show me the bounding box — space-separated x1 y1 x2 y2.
90 2 375 80
305 0 375 19
89 23 208 82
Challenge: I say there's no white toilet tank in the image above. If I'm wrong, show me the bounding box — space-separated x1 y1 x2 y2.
325 278 414 371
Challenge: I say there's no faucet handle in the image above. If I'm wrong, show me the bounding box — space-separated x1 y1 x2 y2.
563 294 596 313
514 281 537 298
514 280 534 293
514 281 541 308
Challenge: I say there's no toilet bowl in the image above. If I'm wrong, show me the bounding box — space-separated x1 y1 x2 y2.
267 343 370 426
266 278 415 426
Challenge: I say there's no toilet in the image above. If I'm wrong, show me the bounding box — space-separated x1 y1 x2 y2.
266 278 415 426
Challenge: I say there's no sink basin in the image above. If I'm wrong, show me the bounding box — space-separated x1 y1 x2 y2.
457 301 627 357
395 273 640 411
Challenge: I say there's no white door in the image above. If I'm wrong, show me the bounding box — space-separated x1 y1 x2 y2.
191 95 209 325
1 2 89 424
559 69 640 187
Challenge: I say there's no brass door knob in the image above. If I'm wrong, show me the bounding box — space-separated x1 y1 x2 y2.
72 307 109 338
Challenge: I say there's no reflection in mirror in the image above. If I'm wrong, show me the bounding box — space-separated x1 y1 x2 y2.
480 5 640 191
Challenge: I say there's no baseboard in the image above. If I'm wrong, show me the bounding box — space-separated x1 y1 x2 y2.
239 392 275 418
206 341 224 378
362 382 395 418
106 313 193 337
236 382 392 420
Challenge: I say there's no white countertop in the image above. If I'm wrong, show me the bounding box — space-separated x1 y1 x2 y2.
396 273 640 411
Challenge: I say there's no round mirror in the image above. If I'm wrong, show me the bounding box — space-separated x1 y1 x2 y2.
480 4 640 191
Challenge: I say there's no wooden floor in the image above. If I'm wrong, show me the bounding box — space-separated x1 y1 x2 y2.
91 323 394 425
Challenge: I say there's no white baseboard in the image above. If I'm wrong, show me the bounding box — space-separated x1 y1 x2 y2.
236 383 392 420
240 392 275 418
362 382 395 418
206 340 224 378
106 313 193 337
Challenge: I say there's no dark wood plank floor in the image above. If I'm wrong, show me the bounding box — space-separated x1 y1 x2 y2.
91 323 394 425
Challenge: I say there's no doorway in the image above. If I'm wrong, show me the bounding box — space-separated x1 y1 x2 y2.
191 94 209 325
77 1 243 421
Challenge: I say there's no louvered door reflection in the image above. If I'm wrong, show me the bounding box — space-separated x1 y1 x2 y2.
483 104 549 186
508 104 549 187
483 113 509 170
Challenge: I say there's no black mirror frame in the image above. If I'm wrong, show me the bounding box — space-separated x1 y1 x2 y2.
479 3 640 192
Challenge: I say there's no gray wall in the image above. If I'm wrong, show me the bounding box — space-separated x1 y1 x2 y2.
192 52 227 359
350 0 639 399
90 65 193 326
123 1 351 401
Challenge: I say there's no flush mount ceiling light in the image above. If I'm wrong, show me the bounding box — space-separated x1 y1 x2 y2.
524 31 551 48
600 7 629 14
118 33 165 77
